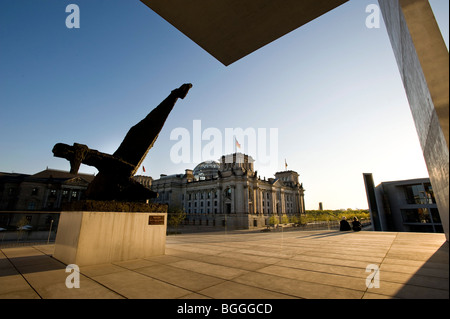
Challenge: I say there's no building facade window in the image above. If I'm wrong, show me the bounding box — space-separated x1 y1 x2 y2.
401 208 432 223
430 208 441 223
404 184 429 204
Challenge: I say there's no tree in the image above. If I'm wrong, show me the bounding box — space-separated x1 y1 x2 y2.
16 216 29 229
16 216 30 242
299 214 310 226
281 214 290 225
290 215 299 225
268 215 279 227
167 207 186 234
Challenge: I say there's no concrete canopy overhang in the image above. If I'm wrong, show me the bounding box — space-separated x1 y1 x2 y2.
140 0 349 66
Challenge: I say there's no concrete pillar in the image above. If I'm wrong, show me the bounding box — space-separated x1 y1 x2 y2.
379 0 449 240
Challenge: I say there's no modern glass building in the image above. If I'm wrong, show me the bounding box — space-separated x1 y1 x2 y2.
364 174 443 234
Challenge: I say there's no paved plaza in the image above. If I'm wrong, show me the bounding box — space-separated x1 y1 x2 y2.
0 229 448 299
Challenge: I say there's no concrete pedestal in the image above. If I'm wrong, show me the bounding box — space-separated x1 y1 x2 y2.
53 211 167 266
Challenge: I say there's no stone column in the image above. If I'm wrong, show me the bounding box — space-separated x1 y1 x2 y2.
271 190 277 215
255 186 261 215
295 193 301 214
235 183 244 214
300 190 305 214
259 188 264 215
231 186 236 214
379 0 449 240
217 186 222 214
243 185 249 214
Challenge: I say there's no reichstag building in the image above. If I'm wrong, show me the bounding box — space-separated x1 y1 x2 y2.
151 153 305 229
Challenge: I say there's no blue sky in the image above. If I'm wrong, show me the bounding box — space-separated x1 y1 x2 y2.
0 0 448 210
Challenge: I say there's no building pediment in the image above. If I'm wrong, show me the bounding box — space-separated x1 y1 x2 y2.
63 177 90 187
271 179 284 187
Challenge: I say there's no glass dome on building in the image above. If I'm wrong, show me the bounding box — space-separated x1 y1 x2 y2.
193 160 220 180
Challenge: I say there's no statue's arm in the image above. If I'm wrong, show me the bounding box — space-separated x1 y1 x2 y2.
113 84 192 169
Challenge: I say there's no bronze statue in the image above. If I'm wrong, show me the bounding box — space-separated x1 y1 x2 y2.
53 83 193 201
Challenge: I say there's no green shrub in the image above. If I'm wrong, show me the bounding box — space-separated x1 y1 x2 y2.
303 209 370 222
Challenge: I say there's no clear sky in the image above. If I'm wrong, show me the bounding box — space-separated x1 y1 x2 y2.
0 0 448 210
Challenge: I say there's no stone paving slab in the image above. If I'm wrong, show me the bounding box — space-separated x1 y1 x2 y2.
0 230 448 300
197 280 297 299
232 271 365 299
136 263 225 292
90 269 190 299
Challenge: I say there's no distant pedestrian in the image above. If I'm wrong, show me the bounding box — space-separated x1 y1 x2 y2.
352 217 362 232
339 217 351 231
